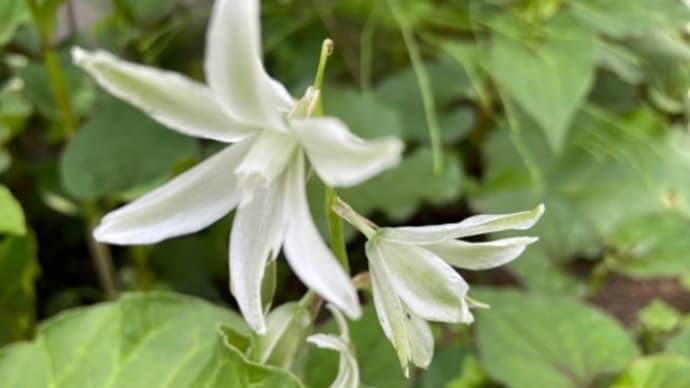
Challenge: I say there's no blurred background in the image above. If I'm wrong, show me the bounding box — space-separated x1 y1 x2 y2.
2 0 690 386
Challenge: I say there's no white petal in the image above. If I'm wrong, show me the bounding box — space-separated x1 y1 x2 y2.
252 302 311 367
425 237 538 270
72 47 254 142
205 0 292 129
292 117 404 187
93 140 252 245
327 304 351 342
307 334 360 388
379 204 545 245
369 260 434 375
366 241 468 323
234 129 298 203
282 153 361 320
230 177 291 334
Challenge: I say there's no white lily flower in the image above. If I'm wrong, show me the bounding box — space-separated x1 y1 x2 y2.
307 304 360 388
334 199 544 376
72 0 403 334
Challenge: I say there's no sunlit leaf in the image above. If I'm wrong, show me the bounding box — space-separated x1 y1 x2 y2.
0 185 25 236
612 355 690 388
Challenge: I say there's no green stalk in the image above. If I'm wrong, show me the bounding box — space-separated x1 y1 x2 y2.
84 203 119 299
387 0 443 174
25 0 76 137
312 39 350 274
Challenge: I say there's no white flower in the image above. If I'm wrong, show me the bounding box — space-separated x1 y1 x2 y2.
72 0 403 334
334 199 544 376
307 304 360 388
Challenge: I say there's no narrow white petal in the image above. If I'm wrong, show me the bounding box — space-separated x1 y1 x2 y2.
230 177 291 334
205 0 292 129
327 304 351 342
307 334 360 388
369 259 434 375
72 47 254 142
367 241 468 323
252 302 310 367
234 129 298 203
425 237 538 270
283 153 361 320
379 204 545 245
94 140 252 245
292 117 404 187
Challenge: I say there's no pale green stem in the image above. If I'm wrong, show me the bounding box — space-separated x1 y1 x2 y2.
360 2 381 93
311 39 351 274
387 0 443 174
85 203 119 299
332 197 377 239
25 0 76 137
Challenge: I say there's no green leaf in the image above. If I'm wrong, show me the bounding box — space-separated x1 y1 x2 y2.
340 148 463 222
637 300 681 333
0 292 305 388
0 234 38 346
667 326 690 358
571 0 690 39
489 14 596 151
115 0 176 25
0 79 34 139
304 305 406 388
507 244 582 296
0 185 25 236
0 0 30 46
60 99 200 200
474 288 639 388
612 355 690 388
606 212 690 278
323 86 403 139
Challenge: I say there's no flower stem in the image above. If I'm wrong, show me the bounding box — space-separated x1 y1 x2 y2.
26 0 76 137
332 196 377 239
387 0 443 174
84 203 119 299
311 38 351 274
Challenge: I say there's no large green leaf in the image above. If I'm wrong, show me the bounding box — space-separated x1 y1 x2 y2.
606 212 690 278
0 234 38 346
474 288 638 388
60 99 200 200
323 86 402 139
489 13 596 151
0 0 30 46
612 355 690 388
0 185 25 236
0 292 305 387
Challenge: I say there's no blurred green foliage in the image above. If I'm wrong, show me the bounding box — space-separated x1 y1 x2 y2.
1 0 690 386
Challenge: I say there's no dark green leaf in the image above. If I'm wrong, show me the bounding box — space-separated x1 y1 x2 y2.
0 0 30 46
0 234 38 346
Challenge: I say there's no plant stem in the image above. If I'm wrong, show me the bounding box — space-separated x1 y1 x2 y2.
25 0 76 137
387 0 443 174
312 38 351 274
84 203 119 299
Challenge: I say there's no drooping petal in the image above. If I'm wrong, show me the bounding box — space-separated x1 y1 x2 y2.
94 140 253 245
366 241 468 323
205 0 292 129
230 176 291 334
307 305 360 388
234 129 298 203
292 117 404 187
425 236 538 270
369 258 434 376
379 204 545 245
283 153 361 320
72 47 254 142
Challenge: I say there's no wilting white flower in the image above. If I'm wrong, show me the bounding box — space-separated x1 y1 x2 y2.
72 0 403 333
334 199 544 376
308 305 360 388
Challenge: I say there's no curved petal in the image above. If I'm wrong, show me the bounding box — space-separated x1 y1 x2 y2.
379 204 545 245
230 177 291 334
94 140 252 245
307 335 360 388
252 302 311 367
369 259 434 376
282 153 361 320
72 47 254 142
292 117 404 187
366 241 468 323
426 236 538 270
205 0 292 129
